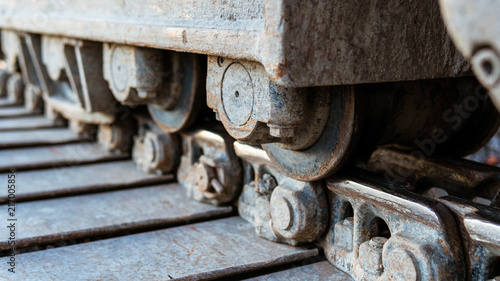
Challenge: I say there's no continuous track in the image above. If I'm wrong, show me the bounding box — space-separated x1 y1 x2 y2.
0 100 499 281
1 1 499 280
0 101 349 280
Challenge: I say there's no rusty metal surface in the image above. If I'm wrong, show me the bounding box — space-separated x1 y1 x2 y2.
40 37 117 118
0 217 318 280
210 74 498 181
246 261 352 281
0 143 127 173
322 169 465 281
132 118 180 175
0 128 84 148
0 183 231 250
440 197 500 281
96 118 137 154
235 143 328 246
207 57 332 147
148 52 204 133
178 127 242 206
0 106 36 118
368 146 500 206
0 116 61 131
0 161 173 203
0 0 468 87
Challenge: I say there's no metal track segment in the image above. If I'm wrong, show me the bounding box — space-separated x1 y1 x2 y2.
0 128 84 148
0 106 36 118
0 217 318 280
0 116 60 131
0 143 127 173
0 184 231 251
0 161 173 203
245 261 352 281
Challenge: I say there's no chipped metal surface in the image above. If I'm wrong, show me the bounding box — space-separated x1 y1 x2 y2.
0 143 127 173
0 161 173 203
0 128 85 148
0 217 318 280
0 183 231 250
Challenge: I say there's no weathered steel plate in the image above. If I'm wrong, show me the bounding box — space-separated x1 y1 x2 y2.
0 161 173 203
0 184 231 250
0 106 36 118
0 116 59 131
0 0 467 87
0 128 83 148
246 261 352 281
0 217 318 280
0 143 127 172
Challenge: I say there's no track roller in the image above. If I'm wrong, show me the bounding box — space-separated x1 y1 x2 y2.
208 58 500 181
103 44 205 133
235 143 328 246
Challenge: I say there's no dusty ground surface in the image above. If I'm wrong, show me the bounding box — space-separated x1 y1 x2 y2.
468 130 500 166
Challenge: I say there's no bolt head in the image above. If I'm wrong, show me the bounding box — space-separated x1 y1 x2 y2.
268 125 295 138
334 217 354 250
369 237 387 248
359 237 387 275
384 248 418 281
271 196 294 231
